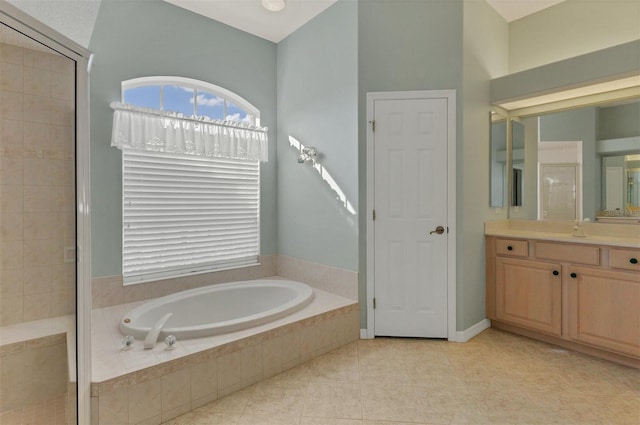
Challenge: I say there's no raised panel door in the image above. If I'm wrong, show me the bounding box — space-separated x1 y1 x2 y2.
568 266 640 358
496 257 562 336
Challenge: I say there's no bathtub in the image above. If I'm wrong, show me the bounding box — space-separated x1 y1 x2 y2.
119 279 314 340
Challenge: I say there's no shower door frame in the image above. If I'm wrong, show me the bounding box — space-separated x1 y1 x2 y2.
0 2 93 424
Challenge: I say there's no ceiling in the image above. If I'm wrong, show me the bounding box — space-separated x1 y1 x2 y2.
164 0 567 43
485 0 566 22
164 0 338 43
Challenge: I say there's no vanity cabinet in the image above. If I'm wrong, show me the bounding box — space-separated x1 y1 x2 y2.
568 266 639 358
495 257 561 336
486 236 640 366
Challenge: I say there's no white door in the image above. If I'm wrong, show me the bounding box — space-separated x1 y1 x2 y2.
371 96 449 338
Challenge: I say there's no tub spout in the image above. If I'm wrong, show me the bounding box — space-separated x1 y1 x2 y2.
144 313 173 349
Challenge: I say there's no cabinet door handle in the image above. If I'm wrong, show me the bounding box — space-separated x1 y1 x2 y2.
570 272 577 278
552 270 559 276
630 258 638 265
507 245 513 251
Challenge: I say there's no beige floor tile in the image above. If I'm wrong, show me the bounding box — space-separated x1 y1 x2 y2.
167 328 639 425
360 384 425 423
195 387 254 414
237 413 301 425
303 381 362 420
166 411 241 425
303 419 362 425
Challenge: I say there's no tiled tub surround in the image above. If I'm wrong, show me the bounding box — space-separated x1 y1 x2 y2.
0 315 74 417
0 42 76 326
92 254 359 309
91 286 359 425
277 255 358 301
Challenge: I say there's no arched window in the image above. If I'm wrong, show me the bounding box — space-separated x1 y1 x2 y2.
112 77 266 285
121 76 260 126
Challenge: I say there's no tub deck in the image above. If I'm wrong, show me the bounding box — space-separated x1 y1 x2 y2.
91 282 358 383
90 281 359 424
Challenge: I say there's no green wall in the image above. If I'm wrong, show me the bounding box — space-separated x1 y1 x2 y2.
276 1 359 271
509 0 640 73
88 0 278 277
460 0 509 330
357 0 465 329
597 102 640 140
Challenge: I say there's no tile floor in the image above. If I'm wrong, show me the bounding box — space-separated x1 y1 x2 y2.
0 395 67 425
164 328 639 425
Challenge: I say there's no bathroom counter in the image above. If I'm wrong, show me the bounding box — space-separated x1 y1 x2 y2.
485 220 640 248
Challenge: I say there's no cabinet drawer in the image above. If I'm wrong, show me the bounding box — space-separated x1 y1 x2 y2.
609 249 640 271
535 242 599 265
496 239 528 257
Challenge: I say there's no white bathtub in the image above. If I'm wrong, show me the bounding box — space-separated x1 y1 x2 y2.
119 279 314 340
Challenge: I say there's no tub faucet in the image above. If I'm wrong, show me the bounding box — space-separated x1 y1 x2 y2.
144 313 173 349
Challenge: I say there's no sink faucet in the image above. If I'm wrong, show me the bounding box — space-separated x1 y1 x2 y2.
144 313 173 349
572 218 590 238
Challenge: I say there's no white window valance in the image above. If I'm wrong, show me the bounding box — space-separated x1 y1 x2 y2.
110 102 268 162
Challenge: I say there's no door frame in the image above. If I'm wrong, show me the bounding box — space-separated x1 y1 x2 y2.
365 90 457 340
0 2 93 423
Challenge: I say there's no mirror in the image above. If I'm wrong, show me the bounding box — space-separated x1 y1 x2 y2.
511 120 525 207
490 111 507 208
502 98 640 221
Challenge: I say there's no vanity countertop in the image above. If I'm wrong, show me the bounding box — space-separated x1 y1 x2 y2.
485 220 640 248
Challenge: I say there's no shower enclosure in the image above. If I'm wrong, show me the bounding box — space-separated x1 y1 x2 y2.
0 3 91 424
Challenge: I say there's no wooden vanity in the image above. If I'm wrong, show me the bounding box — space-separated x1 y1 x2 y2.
485 221 640 367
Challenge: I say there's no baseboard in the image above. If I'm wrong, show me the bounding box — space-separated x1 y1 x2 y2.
455 318 491 342
360 329 374 339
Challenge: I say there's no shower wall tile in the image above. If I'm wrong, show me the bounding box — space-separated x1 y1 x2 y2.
22 94 51 124
0 62 23 92
51 71 74 101
0 335 67 412
23 292 51 321
23 50 51 71
1 240 23 269
23 266 51 295
0 212 23 240
0 295 23 325
0 91 23 121
0 156 23 184
0 267 22 297
50 55 73 76
22 66 51 97
1 118 22 147
23 185 51 212
0 44 23 65
0 184 22 212
0 44 74 326
23 122 50 151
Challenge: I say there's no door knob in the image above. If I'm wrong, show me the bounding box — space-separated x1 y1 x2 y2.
429 226 445 235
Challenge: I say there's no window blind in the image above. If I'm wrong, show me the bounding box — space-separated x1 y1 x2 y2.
122 149 260 285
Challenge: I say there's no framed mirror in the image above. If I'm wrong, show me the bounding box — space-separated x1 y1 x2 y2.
500 97 640 222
